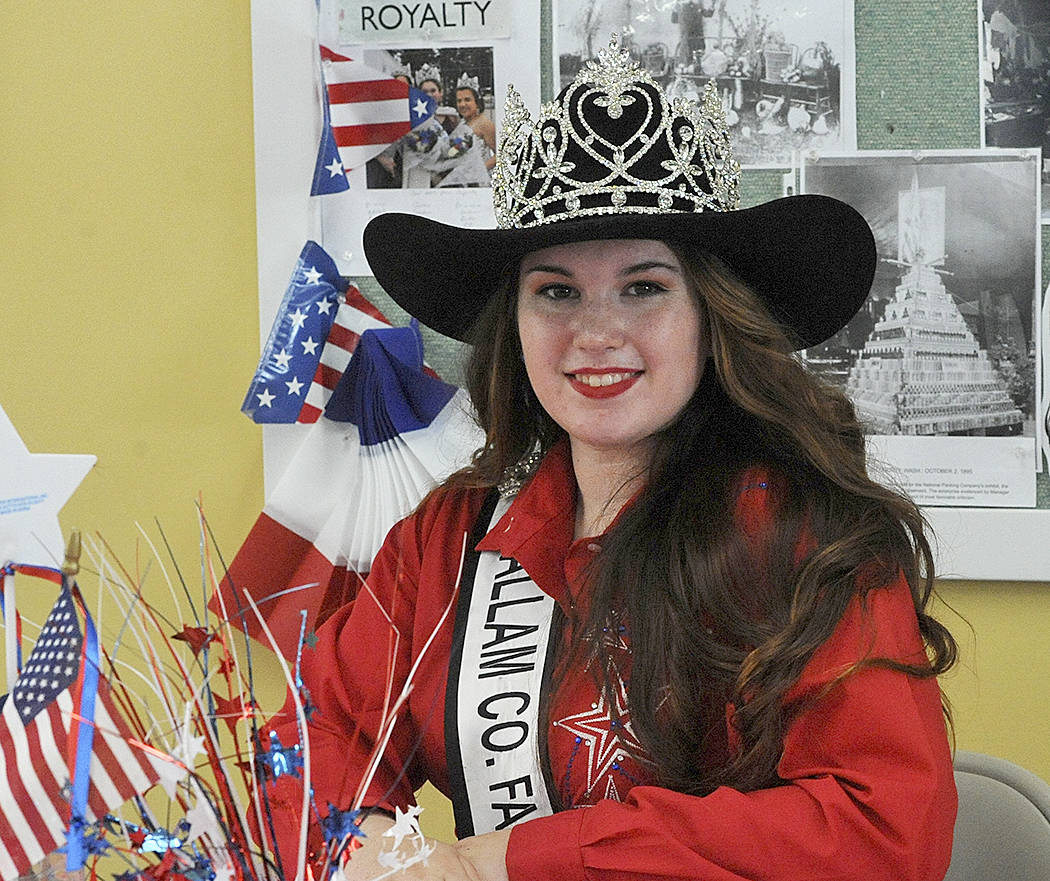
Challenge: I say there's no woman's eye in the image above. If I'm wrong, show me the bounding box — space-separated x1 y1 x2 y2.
624 281 666 297
538 284 575 300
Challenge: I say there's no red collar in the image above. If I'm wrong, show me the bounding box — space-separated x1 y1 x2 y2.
476 440 576 556
475 441 579 608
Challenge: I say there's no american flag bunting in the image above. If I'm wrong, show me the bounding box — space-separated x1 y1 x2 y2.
298 285 391 423
241 241 391 424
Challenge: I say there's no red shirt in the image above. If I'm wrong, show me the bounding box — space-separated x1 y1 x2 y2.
268 441 956 881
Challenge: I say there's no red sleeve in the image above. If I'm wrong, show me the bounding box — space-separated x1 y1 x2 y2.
263 487 478 868
506 577 957 881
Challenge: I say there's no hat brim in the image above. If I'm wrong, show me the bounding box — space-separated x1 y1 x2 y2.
362 194 875 348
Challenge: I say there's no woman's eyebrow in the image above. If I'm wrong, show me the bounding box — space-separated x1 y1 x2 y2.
520 263 572 277
619 260 681 276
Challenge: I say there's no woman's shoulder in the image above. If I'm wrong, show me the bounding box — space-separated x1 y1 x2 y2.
394 481 493 548
368 483 493 590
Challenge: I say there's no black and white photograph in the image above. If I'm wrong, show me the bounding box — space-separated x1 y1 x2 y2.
980 0 1050 221
364 46 497 189
801 151 1040 439
554 0 856 167
802 151 1042 506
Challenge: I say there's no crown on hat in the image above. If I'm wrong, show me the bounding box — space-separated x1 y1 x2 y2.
492 34 741 230
416 62 441 86
456 71 481 92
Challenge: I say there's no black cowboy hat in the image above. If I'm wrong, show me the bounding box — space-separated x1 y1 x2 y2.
364 38 874 348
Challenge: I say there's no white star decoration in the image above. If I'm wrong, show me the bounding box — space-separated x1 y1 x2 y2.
285 377 304 396
301 337 319 355
172 731 206 768
325 157 344 178
554 676 643 798
154 751 190 799
273 349 292 369
0 404 95 566
256 389 276 408
303 266 323 285
316 297 335 315
289 308 309 330
377 805 433 876
383 805 424 851
412 97 429 119
183 783 224 844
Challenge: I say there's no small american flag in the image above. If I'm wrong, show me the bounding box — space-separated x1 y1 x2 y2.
311 56 352 196
0 587 161 881
320 46 435 176
311 52 437 196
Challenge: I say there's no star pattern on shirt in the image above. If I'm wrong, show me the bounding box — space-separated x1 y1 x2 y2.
553 674 644 798
582 610 630 674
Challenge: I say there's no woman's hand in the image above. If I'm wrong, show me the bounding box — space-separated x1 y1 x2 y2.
336 814 510 881
453 828 511 881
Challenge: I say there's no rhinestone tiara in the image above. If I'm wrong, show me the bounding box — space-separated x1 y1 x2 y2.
456 71 481 92
416 62 441 87
492 34 741 230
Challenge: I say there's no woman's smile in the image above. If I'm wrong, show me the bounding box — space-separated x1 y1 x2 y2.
567 367 643 396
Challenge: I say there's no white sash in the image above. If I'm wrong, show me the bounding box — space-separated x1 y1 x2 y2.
445 492 557 836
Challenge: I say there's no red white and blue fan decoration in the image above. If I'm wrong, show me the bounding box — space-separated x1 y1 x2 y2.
221 319 481 658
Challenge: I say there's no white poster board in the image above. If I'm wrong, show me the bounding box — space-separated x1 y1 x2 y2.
249 1 1050 580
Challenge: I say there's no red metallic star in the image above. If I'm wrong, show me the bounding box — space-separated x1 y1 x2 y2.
212 693 259 735
172 626 218 656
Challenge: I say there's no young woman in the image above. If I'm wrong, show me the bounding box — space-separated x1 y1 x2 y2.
267 36 957 881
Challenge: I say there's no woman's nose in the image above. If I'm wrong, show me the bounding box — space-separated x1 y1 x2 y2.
569 297 625 350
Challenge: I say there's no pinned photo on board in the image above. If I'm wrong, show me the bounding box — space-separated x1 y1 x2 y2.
801 150 1042 507
979 0 1050 221
554 0 857 167
363 46 497 190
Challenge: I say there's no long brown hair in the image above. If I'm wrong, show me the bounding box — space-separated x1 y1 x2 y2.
448 245 957 796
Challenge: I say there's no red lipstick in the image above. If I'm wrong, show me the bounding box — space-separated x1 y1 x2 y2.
567 369 642 399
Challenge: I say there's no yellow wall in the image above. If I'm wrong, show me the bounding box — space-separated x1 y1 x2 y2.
1 5 262 582
1 2 1047 840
